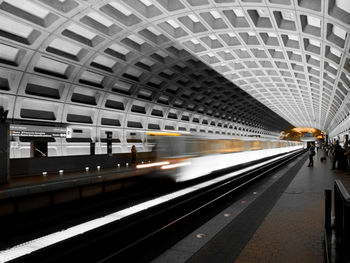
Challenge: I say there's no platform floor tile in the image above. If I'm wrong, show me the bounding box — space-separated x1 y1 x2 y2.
235 153 338 263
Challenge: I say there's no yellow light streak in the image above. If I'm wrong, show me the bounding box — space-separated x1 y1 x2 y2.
160 161 191 170
136 161 170 169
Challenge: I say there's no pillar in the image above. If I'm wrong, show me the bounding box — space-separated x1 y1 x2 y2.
106 131 112 155
0 122 9 184
90 142 95 155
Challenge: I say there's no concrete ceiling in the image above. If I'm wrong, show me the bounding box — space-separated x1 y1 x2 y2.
0 0 349 137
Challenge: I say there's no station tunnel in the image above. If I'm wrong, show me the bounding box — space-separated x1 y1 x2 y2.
0 0 349 262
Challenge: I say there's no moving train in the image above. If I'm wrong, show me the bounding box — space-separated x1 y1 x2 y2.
137 133 304 182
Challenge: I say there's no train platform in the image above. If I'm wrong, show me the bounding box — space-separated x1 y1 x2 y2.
0 162 155 217
154 152 350 263
0 165 146 200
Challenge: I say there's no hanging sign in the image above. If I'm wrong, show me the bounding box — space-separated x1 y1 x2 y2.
10 124 67 138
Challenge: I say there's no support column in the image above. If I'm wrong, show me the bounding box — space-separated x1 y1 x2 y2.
106 131 112 155
0 122 9 184
90 142 95 155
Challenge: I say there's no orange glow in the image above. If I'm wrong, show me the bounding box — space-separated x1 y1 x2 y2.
291 127 318 133
281 126 324 141
146 132 181 136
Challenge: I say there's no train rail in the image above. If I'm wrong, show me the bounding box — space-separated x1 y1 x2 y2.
0 148 305 263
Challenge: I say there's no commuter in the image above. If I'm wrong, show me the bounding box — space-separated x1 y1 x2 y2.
332 141 343 170
325 145 329 156
343 144 350 169
131 145 137 166
308 143 316 167
320 144 327 162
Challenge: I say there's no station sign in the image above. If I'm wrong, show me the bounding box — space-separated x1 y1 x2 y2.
10 124 68 138
303 133 314 137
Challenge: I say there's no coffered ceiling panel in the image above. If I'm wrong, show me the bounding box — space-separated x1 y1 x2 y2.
0 0 349 137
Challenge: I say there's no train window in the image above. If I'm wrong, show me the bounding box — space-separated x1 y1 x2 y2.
250 141 262 151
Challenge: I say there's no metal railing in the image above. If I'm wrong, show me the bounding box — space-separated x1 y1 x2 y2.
334 179 350 262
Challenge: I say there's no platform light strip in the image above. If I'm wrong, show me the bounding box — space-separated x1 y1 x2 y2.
0 146 303 262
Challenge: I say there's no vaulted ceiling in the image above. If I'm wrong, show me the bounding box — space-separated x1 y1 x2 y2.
0 0 349 137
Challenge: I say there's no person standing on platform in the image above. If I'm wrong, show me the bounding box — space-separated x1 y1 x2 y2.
308 143 316 167
344 144 350 169
131 145 137 166
332 141 343 170
320 144 327 162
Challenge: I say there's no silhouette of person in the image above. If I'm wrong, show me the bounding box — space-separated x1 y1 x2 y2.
131 145 136 166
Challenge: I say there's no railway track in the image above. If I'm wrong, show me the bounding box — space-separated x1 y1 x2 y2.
1 149 305 263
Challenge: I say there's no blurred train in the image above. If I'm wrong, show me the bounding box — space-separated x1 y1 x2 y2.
137 133 304 182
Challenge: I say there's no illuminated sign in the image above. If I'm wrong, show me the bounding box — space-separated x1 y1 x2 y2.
10 125 68 138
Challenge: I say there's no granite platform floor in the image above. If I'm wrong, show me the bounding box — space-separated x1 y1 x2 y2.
154 151 350 263
235 151 336 263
